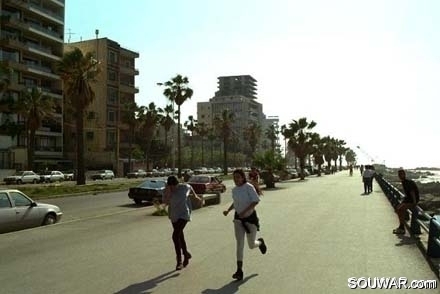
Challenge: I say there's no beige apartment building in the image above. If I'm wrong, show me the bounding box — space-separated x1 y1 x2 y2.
0 0 65 171
64 37 139 176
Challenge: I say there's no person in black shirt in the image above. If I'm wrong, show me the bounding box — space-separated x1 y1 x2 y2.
393 169 420 234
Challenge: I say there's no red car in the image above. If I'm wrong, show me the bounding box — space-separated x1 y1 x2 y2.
187 175 226 194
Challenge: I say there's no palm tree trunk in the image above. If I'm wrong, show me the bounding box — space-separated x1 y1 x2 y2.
76 111 86 185
128 127 133 172
223 136 227 176
201 138 204 166
27 128 35 170
177 105 182 178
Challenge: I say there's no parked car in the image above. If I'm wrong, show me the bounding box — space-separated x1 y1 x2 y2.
0 189 63 234
128 179 166 205
286 168 299 179
62 170 75 181
90 170 115 180
187 175 226 194
126 169 147 178
3 171 40 185
39 170 65 183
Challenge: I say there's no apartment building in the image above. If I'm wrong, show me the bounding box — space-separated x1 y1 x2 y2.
197 75 281 157
0 0 65 170
64 37 139 175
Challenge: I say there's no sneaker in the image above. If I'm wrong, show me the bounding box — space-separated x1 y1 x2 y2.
175 263 183 271
232 269 243 281
392 228 405 234
258 238 267 254
183 252 192 267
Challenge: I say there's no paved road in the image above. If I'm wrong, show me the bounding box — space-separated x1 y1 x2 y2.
0 172 438 293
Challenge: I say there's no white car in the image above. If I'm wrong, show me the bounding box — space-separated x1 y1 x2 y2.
3 171 40 185
39 170 65 183
0 189 63 234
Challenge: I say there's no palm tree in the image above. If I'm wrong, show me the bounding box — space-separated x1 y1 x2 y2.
121 101 140 172
162 75 193 177
137 102 161 169
244 122 261 159
15 88 55 170
213 109 234 175
285 117 317 180
196 122 209 166
345 148 357 166
322 136 337 172
265 124 278 153
310 133 325 176
207 127 216 167
159 104 175 167
335 139 347 171
57 47 99 185
184 115 196 169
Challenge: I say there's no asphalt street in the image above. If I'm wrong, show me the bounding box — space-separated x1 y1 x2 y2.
0 172 438 293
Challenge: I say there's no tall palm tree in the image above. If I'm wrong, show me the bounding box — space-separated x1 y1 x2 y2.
196 122 208 166
213 109 234 175
285 117 317 180
121 101 140 172
244 122 261 159
184 115 196 170
265 124 278 153
207 127 216 167
15 88 55 170
322 136 337 172
159 104 175 167
57 47 99 185
335 139 347 171
162 75 193 177
137 102 161 170
310 132 325 176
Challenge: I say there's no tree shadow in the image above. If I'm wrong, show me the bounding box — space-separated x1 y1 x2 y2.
201 273 258 294
114 270 179 294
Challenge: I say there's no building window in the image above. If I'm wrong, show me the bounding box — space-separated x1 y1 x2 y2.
107 110 116 122
108 70 117 81
86 132 94 140
108 51 118 64
107 87 118 105
106 130 116 147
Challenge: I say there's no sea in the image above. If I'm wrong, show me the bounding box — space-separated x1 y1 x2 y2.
413 170 440 184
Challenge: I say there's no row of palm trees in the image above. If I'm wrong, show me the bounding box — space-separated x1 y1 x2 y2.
1 47 356 185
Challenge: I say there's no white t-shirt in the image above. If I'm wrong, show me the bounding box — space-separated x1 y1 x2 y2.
232 182 260 217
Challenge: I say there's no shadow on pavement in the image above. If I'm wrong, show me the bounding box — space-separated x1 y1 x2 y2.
114 270 179 294
395 235 418 246
201 273 258 294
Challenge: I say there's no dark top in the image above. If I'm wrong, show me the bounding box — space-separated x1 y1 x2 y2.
401 179 419 203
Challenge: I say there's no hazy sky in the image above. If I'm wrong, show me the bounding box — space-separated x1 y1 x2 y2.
65 0 440 169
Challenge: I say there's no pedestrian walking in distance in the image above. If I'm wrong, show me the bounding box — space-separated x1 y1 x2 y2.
393 169 420 234
223 169 267 281
163 175 204 270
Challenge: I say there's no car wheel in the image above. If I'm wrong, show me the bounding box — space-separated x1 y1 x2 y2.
33 179 38 184
134 199 142 205
16 179 22 185
42 214 56 225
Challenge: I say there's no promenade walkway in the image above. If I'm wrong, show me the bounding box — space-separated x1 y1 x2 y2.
156 170 439 293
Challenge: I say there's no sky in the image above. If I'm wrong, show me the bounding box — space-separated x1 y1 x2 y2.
65 0 440 169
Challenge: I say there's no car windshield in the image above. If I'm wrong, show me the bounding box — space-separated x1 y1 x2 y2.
189 176 209 183
138 180 165 189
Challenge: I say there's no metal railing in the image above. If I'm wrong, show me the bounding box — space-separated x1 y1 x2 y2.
376 174 440 258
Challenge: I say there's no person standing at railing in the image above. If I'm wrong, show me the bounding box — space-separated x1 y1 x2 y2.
393 168 420 234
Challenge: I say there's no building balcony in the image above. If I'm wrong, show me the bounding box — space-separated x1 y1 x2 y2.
119 66 139 76
34 148 63 158
120 83 139 94
2 14 63 43
0 32 61 61
4 0 64 25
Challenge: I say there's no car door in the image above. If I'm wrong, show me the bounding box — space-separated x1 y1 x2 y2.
0 192 17 234
10 191 42 230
